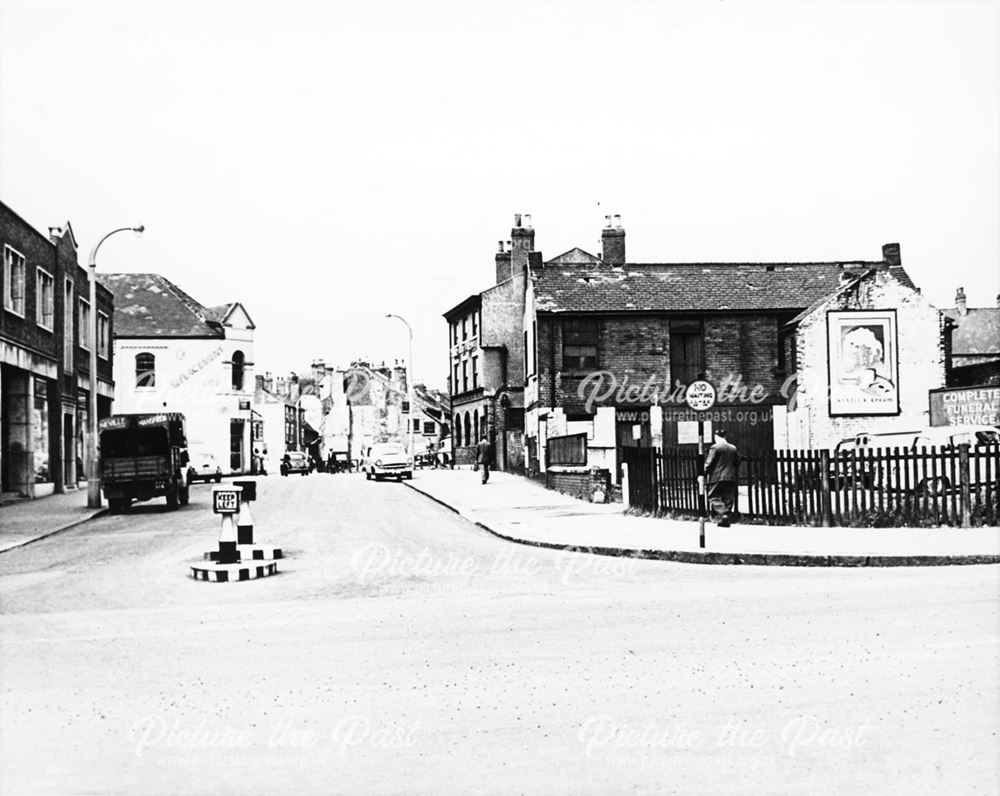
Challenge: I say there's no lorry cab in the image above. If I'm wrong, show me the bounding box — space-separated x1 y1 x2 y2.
98 413 190 512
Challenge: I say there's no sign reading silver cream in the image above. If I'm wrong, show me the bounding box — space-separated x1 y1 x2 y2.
827 310 899 416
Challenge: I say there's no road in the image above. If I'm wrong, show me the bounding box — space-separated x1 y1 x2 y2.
1 473 998 795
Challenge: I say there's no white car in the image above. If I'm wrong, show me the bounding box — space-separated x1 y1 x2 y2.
186 452 222 484
363 443 413 481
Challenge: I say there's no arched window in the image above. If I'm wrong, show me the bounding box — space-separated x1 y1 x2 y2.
473 410 479 442
135 353 156 388
232 350 245 391
454 415 462 447
464 413 471 446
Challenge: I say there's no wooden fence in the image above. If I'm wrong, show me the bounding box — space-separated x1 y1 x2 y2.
623 444 1000 527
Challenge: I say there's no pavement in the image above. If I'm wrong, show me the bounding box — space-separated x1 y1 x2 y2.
0 489 106 553
404 469 1000 566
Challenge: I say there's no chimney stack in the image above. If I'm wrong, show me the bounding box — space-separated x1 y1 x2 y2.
602 214 626 265
955 287 968 317
495 240 512 284
881 242 901 266
508 213 535 281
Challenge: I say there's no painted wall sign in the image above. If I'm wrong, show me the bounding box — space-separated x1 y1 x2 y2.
827 310 900 416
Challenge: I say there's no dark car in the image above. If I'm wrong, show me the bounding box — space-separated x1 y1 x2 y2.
280 451 311 476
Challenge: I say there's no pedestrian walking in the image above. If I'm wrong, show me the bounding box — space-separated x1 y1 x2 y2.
703 428 739 526
475 434 492 484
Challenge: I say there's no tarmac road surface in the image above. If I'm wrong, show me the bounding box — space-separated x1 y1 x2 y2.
1 472 998 794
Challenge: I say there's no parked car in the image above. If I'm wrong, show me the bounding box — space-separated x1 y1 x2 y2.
280 451 311 476
186 451 223 484
363 442 413 481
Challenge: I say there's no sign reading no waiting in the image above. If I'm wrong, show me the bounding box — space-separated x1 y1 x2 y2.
684 380 717 412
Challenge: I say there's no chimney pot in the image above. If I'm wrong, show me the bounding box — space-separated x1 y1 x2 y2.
614 214 622 228
524 214 532 228
514 213 522 227
604 214 612 228
955 287 968 316
498 240 504 253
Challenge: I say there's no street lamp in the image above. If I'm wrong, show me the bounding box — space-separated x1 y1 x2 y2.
385 314 414 458
87 224 144 508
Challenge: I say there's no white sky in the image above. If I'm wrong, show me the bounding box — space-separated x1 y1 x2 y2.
2 0 998 390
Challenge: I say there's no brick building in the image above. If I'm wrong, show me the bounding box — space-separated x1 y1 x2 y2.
444 214 530 469
100 273 258 474
780 266 947 449
522 217 932 482
1 202 115 498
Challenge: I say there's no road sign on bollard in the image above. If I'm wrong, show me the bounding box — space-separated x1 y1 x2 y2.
212 485 243 564
685 381 717 550
232 480 257 544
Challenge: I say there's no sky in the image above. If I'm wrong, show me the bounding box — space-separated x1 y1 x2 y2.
1 0 998 391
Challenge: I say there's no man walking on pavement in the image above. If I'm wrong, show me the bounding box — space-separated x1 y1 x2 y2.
475 434 492 484
703 427 739 527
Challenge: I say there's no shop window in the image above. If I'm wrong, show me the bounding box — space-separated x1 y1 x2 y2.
33 378 50 483
563 318 598 369
135 352 156 389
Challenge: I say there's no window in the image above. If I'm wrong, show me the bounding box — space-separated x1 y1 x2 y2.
462 317 468 340
78 298 91 350
464 413 471 444
472 356 478 389
135 352 156 389
670 319 703 386
453 363 460 395
562 318 598 369
462 361 468 392
3 245 26 316
455 415 463 447
474 410 479 441
36 268 55 330
97 312 110 359
63 280 74 368
423 421 435 435
472 312 478 336
532 321 537 374
413 418 421 433
232 350 245 391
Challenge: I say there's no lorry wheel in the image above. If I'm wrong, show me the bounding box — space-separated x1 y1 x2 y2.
166 488 179 510
109 497 129 514
179 485 190 506
366 470 372 481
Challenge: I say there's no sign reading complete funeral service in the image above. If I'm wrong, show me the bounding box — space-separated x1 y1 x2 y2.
929 386 1000 427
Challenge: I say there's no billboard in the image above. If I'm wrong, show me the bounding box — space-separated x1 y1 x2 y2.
827 310 899 416
929 386 1000 427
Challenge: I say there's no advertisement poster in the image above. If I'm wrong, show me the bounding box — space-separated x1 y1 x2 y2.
827 310 899 416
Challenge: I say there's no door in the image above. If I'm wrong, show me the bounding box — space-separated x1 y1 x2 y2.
230 419 244 473
615 408 651 483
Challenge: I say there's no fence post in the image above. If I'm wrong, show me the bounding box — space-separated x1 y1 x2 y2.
622 463 631 510
958 443 972 528
819 449 832 527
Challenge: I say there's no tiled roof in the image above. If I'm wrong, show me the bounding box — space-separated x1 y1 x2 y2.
204 303 235 323
99 273 223 337
533 259 917 314
941 307 1000 356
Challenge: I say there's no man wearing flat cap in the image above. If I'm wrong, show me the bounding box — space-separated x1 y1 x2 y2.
703 428 740 527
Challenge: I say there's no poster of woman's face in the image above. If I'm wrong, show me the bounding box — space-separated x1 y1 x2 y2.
827 310 899 415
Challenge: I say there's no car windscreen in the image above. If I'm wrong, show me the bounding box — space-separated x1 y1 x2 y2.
373 445 403 455
100 427 169 457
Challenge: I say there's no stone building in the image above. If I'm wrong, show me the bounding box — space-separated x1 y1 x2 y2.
1 202 115 499
100 273 258 474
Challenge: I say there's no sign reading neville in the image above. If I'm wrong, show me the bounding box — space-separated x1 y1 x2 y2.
929 386 1000 427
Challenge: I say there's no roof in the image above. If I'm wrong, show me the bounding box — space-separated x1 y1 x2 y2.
443 294 481 320
784 271 872 327
532 258 917 314
941 307 1000 356
99 273 224 337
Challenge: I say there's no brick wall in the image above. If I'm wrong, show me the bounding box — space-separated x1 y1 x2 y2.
545 467 611 502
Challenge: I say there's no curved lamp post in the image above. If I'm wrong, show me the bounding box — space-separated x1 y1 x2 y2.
384 314 415 458
87 225 144 508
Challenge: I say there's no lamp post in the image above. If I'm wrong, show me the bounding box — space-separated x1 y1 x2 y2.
87 225 144 508
385 314 414 458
